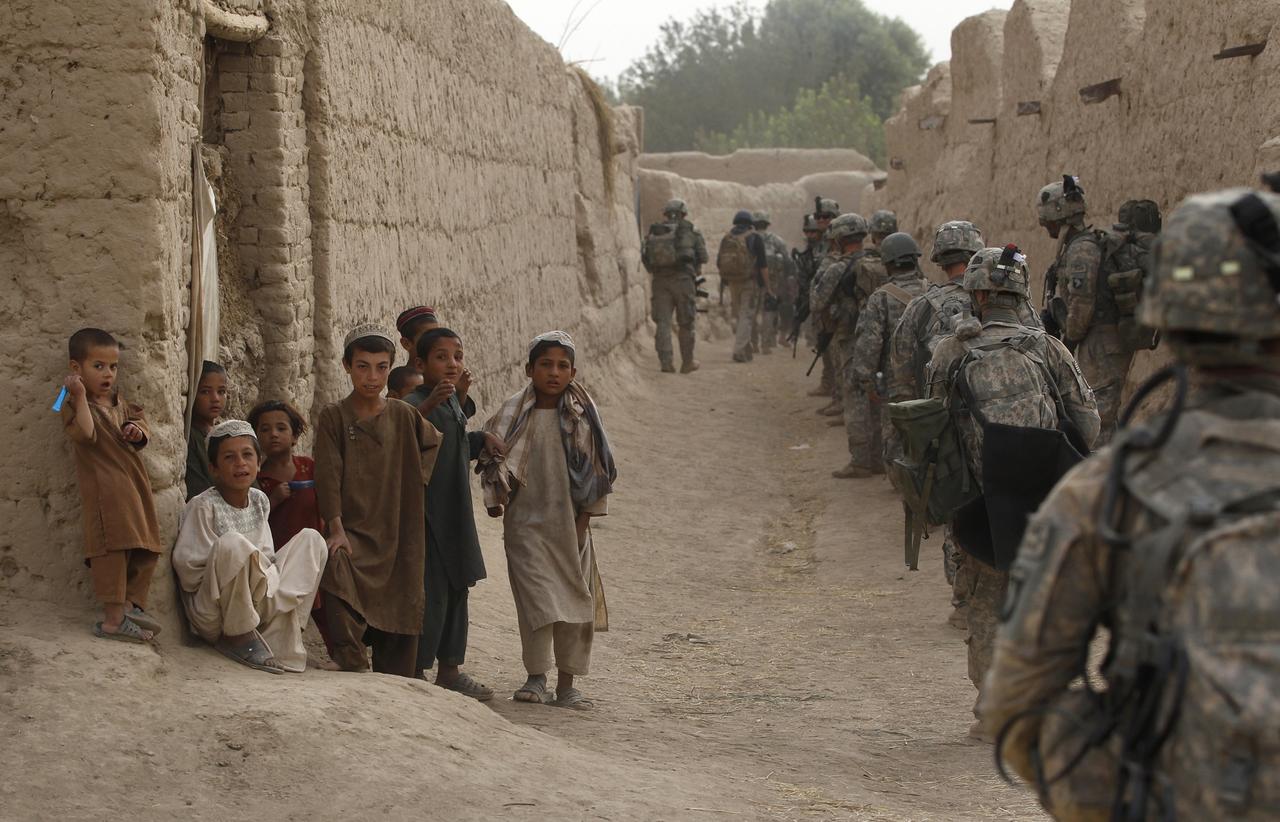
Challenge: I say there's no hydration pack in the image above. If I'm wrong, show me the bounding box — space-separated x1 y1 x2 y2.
642 221 686 273
717 229 754 284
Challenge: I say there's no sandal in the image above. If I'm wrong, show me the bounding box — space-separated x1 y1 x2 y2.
93 616 153 644
514 677 550 704
552 687 594 711
126 607 163 636
440 671 494 702
216 631 285 675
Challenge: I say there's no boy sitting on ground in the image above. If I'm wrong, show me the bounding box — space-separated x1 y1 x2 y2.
172 420 328 674
62 328 164 643
481 331 617 709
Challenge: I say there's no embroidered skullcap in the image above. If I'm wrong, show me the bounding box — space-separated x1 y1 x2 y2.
209 419 256 440
395 306 438 334
528 330 576 356
343 323 397 351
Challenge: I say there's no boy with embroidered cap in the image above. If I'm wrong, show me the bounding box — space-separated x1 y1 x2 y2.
172 419 328 673
397 305 475 414
480 331 617 709
315 324 442 677
62 327 164 643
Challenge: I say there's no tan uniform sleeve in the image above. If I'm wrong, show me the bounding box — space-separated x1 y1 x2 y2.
1060 236 1104 346
977 458 1113 787
888 296 926 402
849 294 886 385
1046 336 1101 449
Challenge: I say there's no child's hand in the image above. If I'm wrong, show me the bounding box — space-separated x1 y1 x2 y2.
64 375 86 399
482 432 507 458
486 505 504 518
416 381 455 414
268 482 292 506
457 369 473 397
122 422 145 443
326 532 352 556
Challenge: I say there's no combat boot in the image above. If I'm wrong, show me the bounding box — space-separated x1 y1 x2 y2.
818 400 843 416
659 360 676 374
680 360 700 374
832 462 873 479
806 385 829 397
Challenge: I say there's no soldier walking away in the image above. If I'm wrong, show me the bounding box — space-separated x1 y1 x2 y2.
847 232 930 472
809 212 888 475
641 198 707 374
868 209 898 247
753 210 796 354
1037 175 1136 443
981 185 1280 821
926 245 1098 743
718 210 770 363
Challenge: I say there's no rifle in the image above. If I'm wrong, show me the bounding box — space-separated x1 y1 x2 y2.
806 331 833 376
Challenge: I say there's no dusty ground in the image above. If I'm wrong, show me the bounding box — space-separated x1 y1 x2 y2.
0 331 1042 821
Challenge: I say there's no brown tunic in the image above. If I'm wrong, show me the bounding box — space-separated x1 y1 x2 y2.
315 396 440 635
61 395 162 560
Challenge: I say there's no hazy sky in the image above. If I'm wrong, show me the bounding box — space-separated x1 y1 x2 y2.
503 0 1015 81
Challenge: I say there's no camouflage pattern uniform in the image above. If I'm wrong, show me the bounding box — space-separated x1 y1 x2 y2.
927 247 1098 726
753 211 796 355
848 233 930 472
980 188 1280 819
810 198 842 401
811 213 888 470
1039 178 1129 443
645 199 708 373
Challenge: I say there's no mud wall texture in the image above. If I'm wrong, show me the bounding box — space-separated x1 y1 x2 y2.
865 0 1280 390
639 148 879 188
0 0 647 614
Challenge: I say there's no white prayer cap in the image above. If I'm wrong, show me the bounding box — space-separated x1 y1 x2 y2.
528 330 576 357
343 323 397 351
209 419 256 440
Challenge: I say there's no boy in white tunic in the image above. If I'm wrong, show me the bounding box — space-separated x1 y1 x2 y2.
481 332 617 709
172 420 328 673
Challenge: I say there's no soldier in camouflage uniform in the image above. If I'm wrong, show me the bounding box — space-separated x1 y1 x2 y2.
1038 176 1130 442
868 209 898 247
981 187 1280 819
848 232 930 468
790 213 825 352
810 213 889 477
753 210 796 355
927 246 1099 742
810 198 843 404
642 198 708 374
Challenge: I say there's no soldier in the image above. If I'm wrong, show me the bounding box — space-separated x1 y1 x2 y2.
810 198 843 403
810 213 888 476
789 213 825 348
980 187 1280 819
868 209 898 247
1038 175 1130 442
847 232 930 467
717 210 769 363
753 210 796 354
926 245 1098 742
641 199 707 374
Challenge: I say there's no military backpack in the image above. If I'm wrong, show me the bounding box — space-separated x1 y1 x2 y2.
642 220 687 273
716 229 754 285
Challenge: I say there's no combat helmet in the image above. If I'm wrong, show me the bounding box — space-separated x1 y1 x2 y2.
815 197 840 219
733 209 755 227
1037 175 1088 227
869 210 899 237
802 213 821 233
879 232 922 268
963 245 1031 297
752 210 771 228
1139 187 1280 366
1117 199 1162 234
663 199 689 218
826 212 869 244
931 220 985 266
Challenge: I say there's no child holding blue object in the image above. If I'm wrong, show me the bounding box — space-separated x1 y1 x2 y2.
61 328 163 643
402 328 505 699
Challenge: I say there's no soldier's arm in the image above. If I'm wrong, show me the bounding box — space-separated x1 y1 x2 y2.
810 261 837 315
1047 336 1102 449
978 458 1113 793
888 299 924 402
849 298 883 384
1060 237 1104 346
693 228 709 266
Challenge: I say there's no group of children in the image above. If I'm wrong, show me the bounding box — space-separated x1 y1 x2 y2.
61 307 617 709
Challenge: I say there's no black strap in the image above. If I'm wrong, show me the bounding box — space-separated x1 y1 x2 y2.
1229 193 1280 298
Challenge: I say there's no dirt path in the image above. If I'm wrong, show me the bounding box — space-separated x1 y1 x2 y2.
473 333 1043 820
0 332 1042 821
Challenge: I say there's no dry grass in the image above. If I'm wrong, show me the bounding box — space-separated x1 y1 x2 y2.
570 64 615 199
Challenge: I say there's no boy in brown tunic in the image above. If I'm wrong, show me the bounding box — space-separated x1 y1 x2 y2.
62 328 163 643
315 324 442 677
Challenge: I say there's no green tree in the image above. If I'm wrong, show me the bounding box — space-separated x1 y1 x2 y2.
692 75 885 164
618 0 928 153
